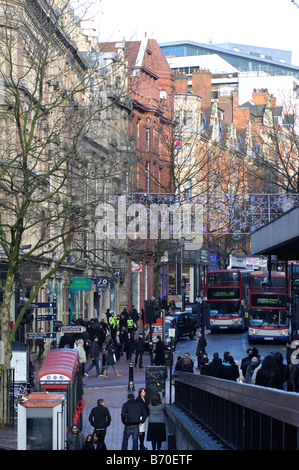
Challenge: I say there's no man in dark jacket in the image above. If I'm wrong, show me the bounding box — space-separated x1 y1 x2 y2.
134 333 145 368
195 331 207 369
179 352 194 373
121 393 147 450
88 399 111 450
85 336 101 377
219 355 240 381
207 352 222 378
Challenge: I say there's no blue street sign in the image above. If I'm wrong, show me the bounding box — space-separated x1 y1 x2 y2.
26 332 55 339
96 276 109 291
36 315 56 321
58 326 84 333
29 302 56 309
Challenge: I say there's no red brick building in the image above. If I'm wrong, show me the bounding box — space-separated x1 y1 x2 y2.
99 37 175 312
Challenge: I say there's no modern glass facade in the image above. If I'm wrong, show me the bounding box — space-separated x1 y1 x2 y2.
160 41 299 79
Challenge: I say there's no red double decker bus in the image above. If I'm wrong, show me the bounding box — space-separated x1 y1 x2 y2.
248 271 290 342
284 263 299 295
205 270 250 331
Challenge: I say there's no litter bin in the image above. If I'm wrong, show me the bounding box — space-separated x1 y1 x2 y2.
145 366 167 402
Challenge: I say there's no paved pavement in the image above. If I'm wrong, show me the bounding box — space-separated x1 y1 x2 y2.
0 349 170 451
81 352 169 451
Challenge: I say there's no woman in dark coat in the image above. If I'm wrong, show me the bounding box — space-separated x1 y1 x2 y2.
154 336 166 366
103 340 121 378
124 332 135 361
81 434 95 450
255 355 281 388
136 387 150 450
272 352 290 390
147 392 167 451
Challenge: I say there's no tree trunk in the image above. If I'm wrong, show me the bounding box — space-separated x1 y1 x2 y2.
0 272 15 368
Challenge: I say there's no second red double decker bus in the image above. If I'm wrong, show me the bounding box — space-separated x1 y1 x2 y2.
205 270 250 331
248 271 290 342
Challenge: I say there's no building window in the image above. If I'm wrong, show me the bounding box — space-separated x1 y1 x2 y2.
146 128 150 152
146 161 150 192
137 122 140 149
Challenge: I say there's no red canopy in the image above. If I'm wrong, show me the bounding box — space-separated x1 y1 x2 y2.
38 349 78 383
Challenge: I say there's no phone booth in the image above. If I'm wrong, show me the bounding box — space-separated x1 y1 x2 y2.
17 393 67 450
37 348 84 431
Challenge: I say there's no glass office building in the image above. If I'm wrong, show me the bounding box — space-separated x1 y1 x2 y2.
159 41 299 79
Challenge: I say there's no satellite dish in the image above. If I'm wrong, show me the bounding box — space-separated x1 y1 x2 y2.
290 340 299 364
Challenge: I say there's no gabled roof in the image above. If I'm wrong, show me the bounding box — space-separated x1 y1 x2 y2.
99 38 172 77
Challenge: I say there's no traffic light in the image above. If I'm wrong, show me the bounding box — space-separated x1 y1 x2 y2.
144 300 155 324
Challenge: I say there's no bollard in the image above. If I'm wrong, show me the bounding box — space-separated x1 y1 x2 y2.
127 361 135 391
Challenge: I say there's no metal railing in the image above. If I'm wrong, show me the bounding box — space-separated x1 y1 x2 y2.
174 372 299 450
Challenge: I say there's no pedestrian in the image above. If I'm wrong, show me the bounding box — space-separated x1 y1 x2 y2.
130 305 139 324
272 351 290 390
114 329 122 361
88 398 111 450
134 332 145 368
121 393 148 450
59 332 75 349
147 392 167 451
180 352 194 373
195 331 207 369
95 323 106 350
127 314 137 339
84 336 102 377
255 355 280 388
200 355 211 375
219 355 240 381
121 307 129 319
90 431 101 449
207 352 222 378
240 348 253 374
136 387 149 450
103 340 121 378
74 338 86 376
223 351 230 362
119 313 127 330
241 347 260 377
124 332 135 361
109 311 120 339
98 310 109 328
28 356 37 391
67 424 85 450
36 327 46 360
244 357 260 384
174 355 182 371
81 434 95 450
154 335 165 366
119 325 127 356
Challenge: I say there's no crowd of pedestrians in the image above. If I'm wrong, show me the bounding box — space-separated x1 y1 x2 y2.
57 306 148 379
61 304 299 451
67 387 167 451
62 306 169 450
196 342 299 392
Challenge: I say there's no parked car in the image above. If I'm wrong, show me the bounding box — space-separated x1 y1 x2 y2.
166 311 197 341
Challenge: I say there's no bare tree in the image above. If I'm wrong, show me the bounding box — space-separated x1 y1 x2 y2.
0 0 132 370
243 95 299 194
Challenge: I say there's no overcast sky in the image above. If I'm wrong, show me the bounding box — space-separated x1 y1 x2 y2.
73 0 299 66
